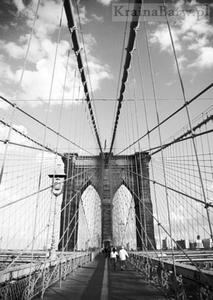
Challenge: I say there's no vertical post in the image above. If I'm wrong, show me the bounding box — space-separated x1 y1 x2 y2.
50 196 57 260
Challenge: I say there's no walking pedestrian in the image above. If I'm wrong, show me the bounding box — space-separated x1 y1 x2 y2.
110 247 118 271
119 246 129 270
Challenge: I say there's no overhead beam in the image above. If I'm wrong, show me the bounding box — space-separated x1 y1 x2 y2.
64 0 103 154
109 0 142 154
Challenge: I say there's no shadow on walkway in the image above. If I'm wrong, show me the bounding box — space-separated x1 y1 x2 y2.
35 255 105 300
108 260 167 300
80 255 105 300
35 255 167 300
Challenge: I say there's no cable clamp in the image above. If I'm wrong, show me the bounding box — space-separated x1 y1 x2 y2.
80 67 84 73
204 202 212 209
191 131 196 138
157 222 161 226
4 139 9 144
70 25 77 33
74 47 83 56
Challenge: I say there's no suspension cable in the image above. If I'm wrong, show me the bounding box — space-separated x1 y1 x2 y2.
162 0 213 239
116 83 213 155
109 0 142 154
127 169 213 208
63 0 102 153
0 96 93 155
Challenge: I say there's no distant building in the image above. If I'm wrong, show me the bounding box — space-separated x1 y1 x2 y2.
202 238 213 250
162 238 167 250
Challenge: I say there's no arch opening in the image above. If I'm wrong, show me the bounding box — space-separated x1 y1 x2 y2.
112 184 137 250
77 185 102 250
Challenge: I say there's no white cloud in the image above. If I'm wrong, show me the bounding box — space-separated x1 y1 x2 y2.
150 0 213 72
13 0 25 12
91 14 104 23
150 24 181 52
0 0 111 106
189 47 213 69
87 60 111 91
179 14 212 36
0 55 16 82
97 0 113 6
0 123 33 154
1 41 25 59
78 5 90 24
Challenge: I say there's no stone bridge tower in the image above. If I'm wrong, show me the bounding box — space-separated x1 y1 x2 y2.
58 152 156 251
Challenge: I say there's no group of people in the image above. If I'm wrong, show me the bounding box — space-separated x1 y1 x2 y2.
103 246 129 271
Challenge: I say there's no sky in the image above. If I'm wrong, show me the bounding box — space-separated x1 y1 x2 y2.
0 0 213 250
0 0 213 154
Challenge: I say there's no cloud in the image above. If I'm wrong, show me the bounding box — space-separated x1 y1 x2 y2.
91 13 104 23
97 0 113 6
77 5 91 24
87 60 111 90
0 123 29 145
0 55 16 82
150 24 181 52
0 41 25 59
0 123 35 155
189 47 213 68
0 0 111 106
13 0 25 12
150 0 213 72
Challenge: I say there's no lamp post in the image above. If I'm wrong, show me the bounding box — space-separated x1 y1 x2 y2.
48 163 66 260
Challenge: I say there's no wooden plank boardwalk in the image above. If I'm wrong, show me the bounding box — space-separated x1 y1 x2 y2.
35 255 167 300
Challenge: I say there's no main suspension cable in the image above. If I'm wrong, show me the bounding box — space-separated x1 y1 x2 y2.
63 0 102 153
109 0 142 154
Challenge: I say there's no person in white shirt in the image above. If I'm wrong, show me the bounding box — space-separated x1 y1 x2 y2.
119 246 129 270
110 247 118 271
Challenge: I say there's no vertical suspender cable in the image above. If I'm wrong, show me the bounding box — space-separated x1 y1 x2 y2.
162 0 213 239
109 0 142 154
143 15 178 287
135 38 162 251
0 0 41 185
63 0 102 154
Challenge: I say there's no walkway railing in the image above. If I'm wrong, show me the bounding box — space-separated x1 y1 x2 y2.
0 251 96 300
129 252 213 299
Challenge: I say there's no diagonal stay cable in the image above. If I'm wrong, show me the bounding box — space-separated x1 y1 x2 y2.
0 118 64 157
126 169 213 208
0 96 93 155
116 82 213 155
63 0 102 153
122 180 212 277
109 0 142 154
150 113 213 156
0 169 91 211
144 128 213 155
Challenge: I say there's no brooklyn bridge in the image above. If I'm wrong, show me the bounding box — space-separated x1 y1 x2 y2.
0 0 213 299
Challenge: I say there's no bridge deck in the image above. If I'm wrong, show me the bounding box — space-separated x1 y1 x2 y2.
36 255 166 300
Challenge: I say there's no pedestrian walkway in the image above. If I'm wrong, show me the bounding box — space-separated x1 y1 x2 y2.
37 255 167 300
